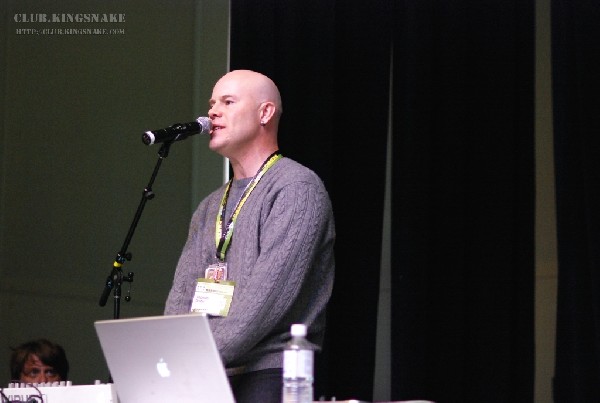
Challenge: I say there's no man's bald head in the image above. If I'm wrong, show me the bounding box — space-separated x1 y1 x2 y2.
207 70 282 170
218 70 283 119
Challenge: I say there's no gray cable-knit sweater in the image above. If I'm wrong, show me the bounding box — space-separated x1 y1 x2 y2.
164 157 335 374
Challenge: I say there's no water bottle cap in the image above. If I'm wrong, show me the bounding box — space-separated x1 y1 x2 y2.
290 324 307 337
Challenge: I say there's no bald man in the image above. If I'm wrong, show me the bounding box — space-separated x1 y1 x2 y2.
165 70 335 402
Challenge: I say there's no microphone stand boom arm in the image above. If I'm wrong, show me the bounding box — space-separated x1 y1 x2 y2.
98 141 174 319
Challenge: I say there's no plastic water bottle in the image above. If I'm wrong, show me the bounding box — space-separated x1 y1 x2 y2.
282 324 314 403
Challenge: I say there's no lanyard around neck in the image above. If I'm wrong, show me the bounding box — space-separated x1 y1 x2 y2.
215 151 282 261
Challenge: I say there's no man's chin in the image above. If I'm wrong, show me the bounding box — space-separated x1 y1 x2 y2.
208 141 229 157
208 140 221 152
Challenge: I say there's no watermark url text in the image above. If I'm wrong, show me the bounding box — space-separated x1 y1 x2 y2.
16 28 125 35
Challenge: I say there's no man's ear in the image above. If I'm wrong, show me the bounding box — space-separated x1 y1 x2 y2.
259 101 277 125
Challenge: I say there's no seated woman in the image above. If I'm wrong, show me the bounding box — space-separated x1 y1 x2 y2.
10 339 69 383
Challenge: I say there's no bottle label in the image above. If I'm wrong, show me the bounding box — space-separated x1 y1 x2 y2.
283 350 313 379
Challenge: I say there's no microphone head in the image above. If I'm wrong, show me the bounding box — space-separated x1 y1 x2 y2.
142 118 211 146
196 116 212 135
143 130 156 145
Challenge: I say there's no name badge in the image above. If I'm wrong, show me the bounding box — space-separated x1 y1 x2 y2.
190 278 235 317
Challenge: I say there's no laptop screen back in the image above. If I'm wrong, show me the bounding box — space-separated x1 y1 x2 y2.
94 313 234 403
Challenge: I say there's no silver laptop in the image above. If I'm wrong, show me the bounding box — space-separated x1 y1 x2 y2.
94 313 235 403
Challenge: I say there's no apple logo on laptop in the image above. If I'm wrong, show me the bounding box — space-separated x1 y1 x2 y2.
156 358 171 378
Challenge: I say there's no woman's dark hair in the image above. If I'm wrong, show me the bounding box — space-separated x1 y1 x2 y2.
9 339 69 381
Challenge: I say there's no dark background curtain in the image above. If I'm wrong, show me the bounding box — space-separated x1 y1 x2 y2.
552 1 600 402
390 2 534 402
230 1 534 402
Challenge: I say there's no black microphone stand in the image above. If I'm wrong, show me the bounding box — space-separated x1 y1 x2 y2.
98 141 174 319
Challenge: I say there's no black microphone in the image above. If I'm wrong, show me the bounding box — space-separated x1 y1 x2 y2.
142 116 212 145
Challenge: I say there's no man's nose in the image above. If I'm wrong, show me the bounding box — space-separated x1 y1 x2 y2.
209 105 220 118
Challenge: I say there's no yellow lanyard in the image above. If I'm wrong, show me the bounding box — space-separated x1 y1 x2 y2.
215 151 282 261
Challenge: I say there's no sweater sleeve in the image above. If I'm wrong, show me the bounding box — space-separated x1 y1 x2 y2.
164 196 214 315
